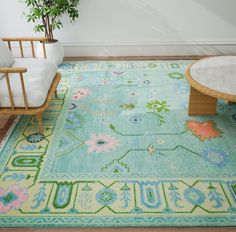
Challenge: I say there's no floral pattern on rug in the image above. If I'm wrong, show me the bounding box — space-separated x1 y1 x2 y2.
0 60 236 227
86 134 120 153
0 185 28 213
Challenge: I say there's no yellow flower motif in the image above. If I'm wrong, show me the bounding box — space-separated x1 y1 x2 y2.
147 144 156 156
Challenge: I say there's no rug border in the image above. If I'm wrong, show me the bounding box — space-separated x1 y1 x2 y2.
1 215 236 227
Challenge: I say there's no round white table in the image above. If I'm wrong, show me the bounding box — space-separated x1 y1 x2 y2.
186 56 236 115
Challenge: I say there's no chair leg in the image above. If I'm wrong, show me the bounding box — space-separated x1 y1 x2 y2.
36 113 43 134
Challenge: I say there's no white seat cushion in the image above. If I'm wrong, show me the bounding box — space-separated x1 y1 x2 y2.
0 39 15 80
0 58 57 107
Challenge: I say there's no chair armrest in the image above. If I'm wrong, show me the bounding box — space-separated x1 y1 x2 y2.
0 66 28 110
0 67 27 74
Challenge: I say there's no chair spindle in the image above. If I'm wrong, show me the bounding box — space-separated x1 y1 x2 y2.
7 41 12 51
42 42 47 58
19 73 29 110
19 41 24 58
5 74 15 110
30 41 35 58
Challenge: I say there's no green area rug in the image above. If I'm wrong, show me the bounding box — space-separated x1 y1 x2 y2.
1 60 236 227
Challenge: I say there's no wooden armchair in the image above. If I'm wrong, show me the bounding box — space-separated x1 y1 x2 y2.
0 37 61 134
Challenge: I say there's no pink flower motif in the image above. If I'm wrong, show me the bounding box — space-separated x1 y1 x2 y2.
86 134 120 153
0 185 28 213
72 88 91 100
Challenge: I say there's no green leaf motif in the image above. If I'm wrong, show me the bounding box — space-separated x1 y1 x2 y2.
109 124 116 131
120 104 135 110
146 100 170 113
168 72 184 80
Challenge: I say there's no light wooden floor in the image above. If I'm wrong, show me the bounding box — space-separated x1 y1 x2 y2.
0 115 15 142
0 115 10 129
0 56 235 231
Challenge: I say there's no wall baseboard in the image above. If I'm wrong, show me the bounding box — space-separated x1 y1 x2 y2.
8 41 236 57
63 43 236 57
64 55 208 61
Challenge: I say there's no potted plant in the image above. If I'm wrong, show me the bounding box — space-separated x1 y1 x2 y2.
21 0 80 65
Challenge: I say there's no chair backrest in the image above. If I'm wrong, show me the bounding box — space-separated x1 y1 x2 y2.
0 39 15 80
0 38 47 110
2 37 47 59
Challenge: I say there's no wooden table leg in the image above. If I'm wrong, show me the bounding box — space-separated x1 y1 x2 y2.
188 87 217 116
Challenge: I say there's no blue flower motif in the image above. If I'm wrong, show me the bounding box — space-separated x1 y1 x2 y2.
20 144 37 151
130 115 142 124
59 63 76 70
3 167 9 173
64 112 84 130
162 206 174 214
181 100 188 109
40 207 51 214
131 207 144 214
143 80 151 84
174 83 189 94
26 133 45 143
184 188 206 205
96 188 117 205
67 208 78 214
0 192 18 206
217 101 227 112
228 206 236 214
203 149 229 168
232 114 236 122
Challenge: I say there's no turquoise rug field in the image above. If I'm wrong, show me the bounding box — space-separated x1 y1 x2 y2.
1 60 236 227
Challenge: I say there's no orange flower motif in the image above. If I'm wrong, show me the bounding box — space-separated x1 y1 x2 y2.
186 120 222 141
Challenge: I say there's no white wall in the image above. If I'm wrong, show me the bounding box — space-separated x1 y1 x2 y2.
1 0 236 56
